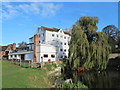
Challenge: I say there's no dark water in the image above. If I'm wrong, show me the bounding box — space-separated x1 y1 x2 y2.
64 70 120 88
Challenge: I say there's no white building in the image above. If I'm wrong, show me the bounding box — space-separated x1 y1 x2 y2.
37 44 57 62
8 26 71 62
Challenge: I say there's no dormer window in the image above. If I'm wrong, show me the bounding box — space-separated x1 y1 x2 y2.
60 30 62 33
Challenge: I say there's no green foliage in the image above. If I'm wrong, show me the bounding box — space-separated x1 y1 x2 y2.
56 81 88 88
102 25 120 53
44 63 54 71
68 16 111 70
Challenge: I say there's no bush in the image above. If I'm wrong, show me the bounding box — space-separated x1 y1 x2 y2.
44 64 53 71
44 63 57 71
56 81 88 88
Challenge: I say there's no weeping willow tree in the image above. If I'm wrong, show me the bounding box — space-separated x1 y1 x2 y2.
68 16 111 70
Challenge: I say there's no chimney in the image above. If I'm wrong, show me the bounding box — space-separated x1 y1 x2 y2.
33 34 38 62
12 43 16 50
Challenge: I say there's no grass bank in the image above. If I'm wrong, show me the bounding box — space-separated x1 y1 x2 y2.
2 60 51 88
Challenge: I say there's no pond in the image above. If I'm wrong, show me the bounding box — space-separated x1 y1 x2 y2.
64 70 120 88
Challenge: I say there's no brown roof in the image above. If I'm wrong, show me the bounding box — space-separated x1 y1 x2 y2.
41 26 59 32
41 26 71 36
1 46 8 51
0 45 12 51
64 32 71 36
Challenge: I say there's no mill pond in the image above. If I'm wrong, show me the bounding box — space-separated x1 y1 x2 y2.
62 70 120 88
57 57 120 88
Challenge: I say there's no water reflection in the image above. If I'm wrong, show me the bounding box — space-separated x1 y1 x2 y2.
64 70 120 88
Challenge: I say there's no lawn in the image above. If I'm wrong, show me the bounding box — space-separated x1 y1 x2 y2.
2 60 51 88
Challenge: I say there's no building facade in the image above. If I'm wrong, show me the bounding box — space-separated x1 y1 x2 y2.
8 26 71 62
0 43 16 60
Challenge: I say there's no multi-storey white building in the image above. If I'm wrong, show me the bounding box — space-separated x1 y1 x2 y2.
8 26 71 62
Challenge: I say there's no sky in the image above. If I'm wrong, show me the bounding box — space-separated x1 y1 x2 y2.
1 2 118 46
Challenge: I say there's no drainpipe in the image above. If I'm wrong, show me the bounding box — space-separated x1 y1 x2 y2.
33 34 38 62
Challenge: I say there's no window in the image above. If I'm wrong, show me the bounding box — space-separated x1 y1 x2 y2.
64 36 66 39
60 31 62 33
57 35 59 37
11 55 12 57
64 49 66 52
39 34 41 37
51 55 55 58
68 37 69 39
52 34 54 37
64 43 66 45
39 41 40 43
61 56 63 58
64 56 67 58
60 49 63 51
15 55 16 57
61 42 62 45
43 54 48 58
60 35 63 38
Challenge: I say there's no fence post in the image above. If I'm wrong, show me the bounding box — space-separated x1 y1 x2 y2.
29 61 30 68
41 57 44 68
20 59 21 66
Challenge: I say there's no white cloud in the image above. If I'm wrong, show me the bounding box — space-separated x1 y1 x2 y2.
2 2 63 20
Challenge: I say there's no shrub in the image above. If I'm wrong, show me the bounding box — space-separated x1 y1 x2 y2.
56 81 88 88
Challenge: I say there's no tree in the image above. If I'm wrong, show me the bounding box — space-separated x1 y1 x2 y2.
118 31 120 48
68 16 110 70
102 25 119 52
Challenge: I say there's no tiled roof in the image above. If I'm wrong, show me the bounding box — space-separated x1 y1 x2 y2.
41 26 71 36
64 31 71 36
1 46 8 51
0 45 13 51
41 26 59 32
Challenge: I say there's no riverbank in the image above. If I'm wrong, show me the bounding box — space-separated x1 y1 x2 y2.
2 60 88 88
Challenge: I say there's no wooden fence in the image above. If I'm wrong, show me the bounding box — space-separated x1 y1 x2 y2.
10 59 41 68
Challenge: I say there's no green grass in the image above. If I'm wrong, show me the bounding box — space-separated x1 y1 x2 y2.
2 60 51 88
